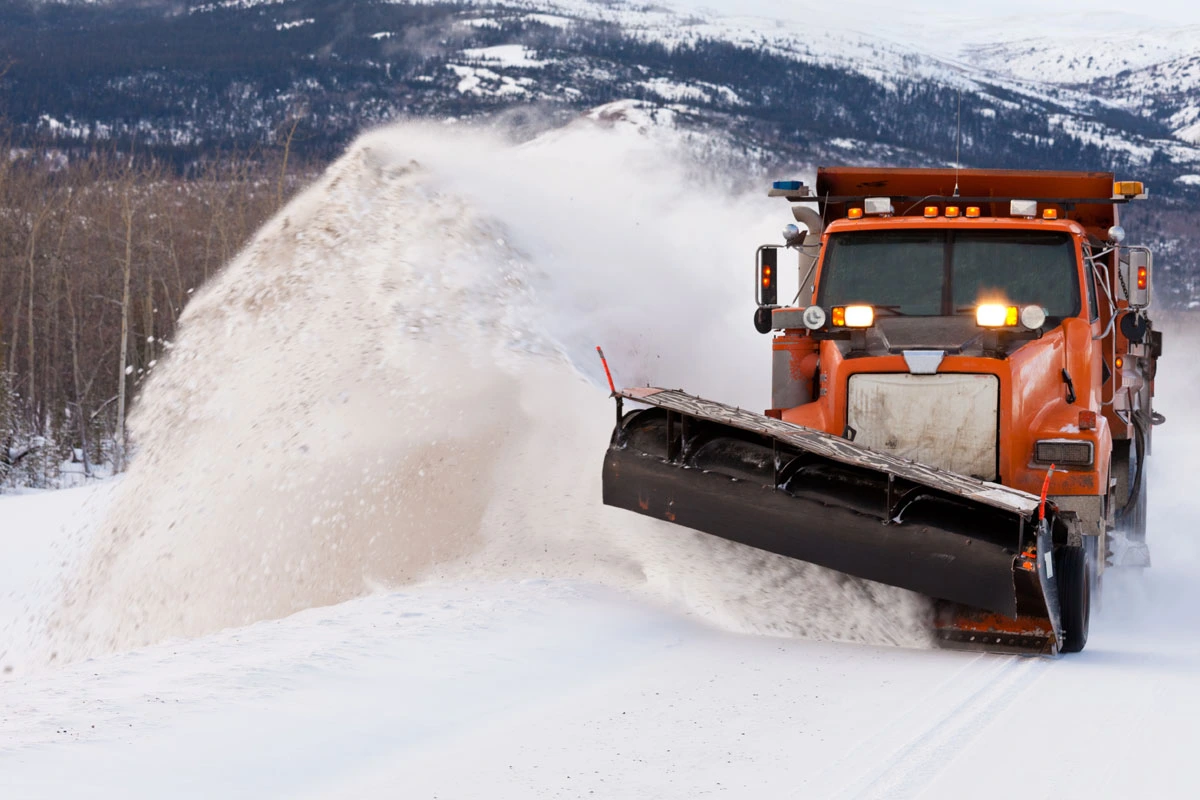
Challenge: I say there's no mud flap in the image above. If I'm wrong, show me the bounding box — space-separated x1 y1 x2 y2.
603 388 1065 653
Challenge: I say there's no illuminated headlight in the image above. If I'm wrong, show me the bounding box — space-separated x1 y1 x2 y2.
976 304 1018 328
1034 439 1094 467
1019 305 1047 330
832 305 874 328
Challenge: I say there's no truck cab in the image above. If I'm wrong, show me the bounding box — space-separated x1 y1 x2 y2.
762 168 1162 579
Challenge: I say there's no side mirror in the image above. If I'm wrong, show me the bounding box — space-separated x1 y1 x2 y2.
753 306 773 335
757 246 779 307
1120 249 1152 308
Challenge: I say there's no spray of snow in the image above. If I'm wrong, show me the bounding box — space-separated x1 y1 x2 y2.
45 105 932 663
1096 314 1200 644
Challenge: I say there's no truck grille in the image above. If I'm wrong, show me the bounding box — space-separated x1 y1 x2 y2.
846 373 999 480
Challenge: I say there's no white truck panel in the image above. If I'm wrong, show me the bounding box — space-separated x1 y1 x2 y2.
847 373 999 480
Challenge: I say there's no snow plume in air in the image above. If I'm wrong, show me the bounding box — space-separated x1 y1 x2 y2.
47 103 932 661
1094 314 1200 649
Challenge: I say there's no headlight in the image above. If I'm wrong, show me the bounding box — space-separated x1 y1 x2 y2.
801 305 827 330
1019 305 1047 330
832 305 874 328
976 304 1018 328
1034 439 1094 467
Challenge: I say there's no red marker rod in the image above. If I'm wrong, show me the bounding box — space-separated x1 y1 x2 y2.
596 346 624 424
596 346 617 394
1039 464 1056 521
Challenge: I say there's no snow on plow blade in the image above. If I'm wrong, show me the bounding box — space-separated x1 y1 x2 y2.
603 388 1065 654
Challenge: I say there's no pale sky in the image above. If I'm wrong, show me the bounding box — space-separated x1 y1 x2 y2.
664 0 1200 29
648 0 1200 60
905 0 1200 24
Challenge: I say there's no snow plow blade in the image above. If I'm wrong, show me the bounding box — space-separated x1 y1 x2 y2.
603 388 1065 655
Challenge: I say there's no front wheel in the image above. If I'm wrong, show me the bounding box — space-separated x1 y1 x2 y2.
1056 545 1092 653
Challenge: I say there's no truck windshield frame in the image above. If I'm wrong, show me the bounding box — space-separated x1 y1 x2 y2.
817 229 1082 320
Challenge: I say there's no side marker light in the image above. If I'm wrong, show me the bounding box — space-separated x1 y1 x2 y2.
1114 181 1145 197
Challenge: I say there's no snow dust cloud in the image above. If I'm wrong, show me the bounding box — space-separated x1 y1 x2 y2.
44 105 933 663
1092 314 1200 650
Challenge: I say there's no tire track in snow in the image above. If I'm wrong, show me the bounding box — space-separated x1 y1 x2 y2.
850 657 1046 798
800 655 1048 799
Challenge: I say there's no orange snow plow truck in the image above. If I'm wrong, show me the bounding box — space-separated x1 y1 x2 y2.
602 167 1164 655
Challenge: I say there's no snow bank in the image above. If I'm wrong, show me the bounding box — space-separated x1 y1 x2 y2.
40 105 932 665
0 484 113 669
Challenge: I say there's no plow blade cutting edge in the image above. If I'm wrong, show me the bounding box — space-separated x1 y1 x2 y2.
602 388 1066 655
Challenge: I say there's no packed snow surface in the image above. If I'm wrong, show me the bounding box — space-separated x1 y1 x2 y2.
3 114 1198 797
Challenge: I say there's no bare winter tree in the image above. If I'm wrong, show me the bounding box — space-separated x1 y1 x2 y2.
0 144 316 490
276 103 309 208
115 185 134 472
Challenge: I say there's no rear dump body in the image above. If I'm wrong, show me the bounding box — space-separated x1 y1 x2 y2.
602 167 1161 656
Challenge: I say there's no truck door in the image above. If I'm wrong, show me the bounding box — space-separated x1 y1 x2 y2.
1082 245 1108 408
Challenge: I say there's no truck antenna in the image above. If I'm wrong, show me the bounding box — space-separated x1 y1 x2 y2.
953 89 962 198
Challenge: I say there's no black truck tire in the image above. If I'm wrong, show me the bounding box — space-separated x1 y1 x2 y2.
1056 545 1091 654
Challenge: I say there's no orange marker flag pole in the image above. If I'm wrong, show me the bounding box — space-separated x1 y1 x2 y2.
596 346 617 394
1039 464 1057 522
596 346 624 423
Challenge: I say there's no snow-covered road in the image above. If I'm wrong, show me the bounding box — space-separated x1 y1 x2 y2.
2 557 1198 799
3 390 1198 800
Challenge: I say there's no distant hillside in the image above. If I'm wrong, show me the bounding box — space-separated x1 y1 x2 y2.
1 0 1198 305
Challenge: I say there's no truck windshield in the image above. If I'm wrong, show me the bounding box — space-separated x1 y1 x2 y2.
817 230 1081 318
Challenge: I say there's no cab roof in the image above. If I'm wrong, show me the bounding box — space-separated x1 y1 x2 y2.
773 167 1143 241
823 215 1086 237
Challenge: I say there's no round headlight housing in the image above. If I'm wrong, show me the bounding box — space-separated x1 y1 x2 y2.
802 305 827 330
1020 305 1047 330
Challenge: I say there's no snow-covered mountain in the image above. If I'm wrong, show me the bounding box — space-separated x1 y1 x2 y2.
4 0 1199 302
8 0 1198 161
